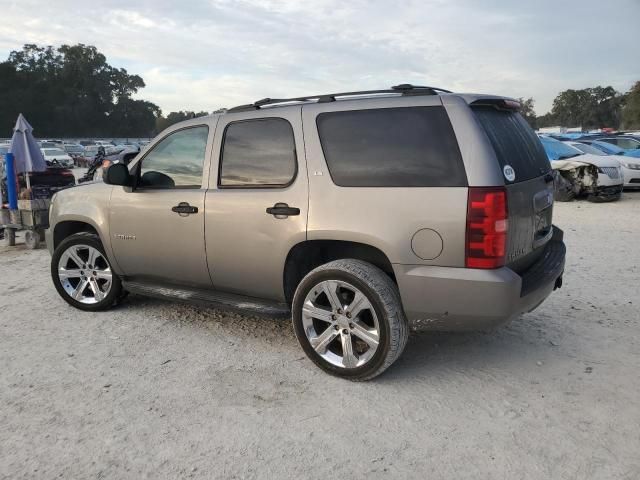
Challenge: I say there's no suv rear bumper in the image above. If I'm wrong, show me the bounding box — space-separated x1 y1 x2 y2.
394 226 565 331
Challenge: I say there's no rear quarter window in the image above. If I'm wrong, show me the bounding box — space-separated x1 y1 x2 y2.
472 107 550 182
316 106 467 187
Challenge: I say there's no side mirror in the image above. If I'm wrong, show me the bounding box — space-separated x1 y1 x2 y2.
104 163 133 186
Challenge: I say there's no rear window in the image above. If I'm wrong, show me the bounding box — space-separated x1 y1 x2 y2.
316 106 467 187
472 107 550 182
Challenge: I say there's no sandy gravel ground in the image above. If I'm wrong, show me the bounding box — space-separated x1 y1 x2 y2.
1 194 639 480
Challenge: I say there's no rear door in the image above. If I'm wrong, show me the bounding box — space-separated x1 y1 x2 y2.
204 108 308 301
471 105 554 272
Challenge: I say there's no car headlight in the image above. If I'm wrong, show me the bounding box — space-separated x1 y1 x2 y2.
625 163 640 170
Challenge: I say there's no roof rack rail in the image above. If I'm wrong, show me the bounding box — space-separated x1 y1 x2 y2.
227 84 452 112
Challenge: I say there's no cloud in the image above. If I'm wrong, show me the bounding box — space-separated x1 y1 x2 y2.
0 0 637 114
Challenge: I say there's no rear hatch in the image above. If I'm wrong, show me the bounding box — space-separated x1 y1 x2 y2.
471 102 553 273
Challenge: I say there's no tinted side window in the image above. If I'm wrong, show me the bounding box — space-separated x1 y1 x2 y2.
139 126 208 188
316 106 466 187
608 138 640 149
219 118 297 187
472 108 550 182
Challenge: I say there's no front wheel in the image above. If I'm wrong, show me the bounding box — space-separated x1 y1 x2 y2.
292 259 409 381
51 232 123 311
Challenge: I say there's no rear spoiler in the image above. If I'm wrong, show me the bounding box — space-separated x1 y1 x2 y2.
470 98 521 111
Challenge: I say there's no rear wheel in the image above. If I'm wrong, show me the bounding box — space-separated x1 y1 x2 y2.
51 232 123 311
292 259 409 381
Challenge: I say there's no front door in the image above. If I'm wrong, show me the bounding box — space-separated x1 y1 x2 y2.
109 123 215 287
204 108 308 301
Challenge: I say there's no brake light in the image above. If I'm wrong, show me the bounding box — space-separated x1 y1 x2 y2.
465 187 508 269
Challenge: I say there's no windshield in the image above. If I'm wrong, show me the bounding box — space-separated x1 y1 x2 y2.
571 142 606 156
43 148 67 156
591 141 625 155
539 136 584 160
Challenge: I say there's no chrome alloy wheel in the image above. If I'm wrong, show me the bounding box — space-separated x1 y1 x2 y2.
302 280 380 368
57 244 113 304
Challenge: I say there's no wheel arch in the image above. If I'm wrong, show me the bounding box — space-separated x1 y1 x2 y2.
53 220 100 250
283 240 396 305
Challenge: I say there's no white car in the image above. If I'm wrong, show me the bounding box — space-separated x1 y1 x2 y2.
40 148 74 168
616 157 640 188
566 140 640 189
538 136 623 202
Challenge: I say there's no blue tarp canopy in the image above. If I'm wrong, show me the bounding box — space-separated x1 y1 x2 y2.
9 114 46 173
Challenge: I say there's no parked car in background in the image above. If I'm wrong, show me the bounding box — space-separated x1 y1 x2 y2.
578 139 640 158
597 136 640 151
40 147 74 168
63 144 85 165
617 157 640 188
564 141 608 156
539 136 623 202
571 140 640 189
78 145 101 168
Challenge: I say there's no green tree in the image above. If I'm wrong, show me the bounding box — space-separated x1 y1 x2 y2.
536 112 557 128
621 81 640 130
155 111 209 133
517 97 537 128
550 86 624 130
0 43 160 137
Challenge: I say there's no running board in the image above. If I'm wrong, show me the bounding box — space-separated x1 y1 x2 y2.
122 280 291 318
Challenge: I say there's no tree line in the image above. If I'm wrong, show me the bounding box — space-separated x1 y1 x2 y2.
519 82 640 130
0 44 225 138
0 44 161 137
1 43 638 137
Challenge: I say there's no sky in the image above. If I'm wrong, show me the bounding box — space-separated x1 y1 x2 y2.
0 0 638 115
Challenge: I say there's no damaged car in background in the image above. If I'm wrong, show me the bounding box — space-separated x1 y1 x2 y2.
538 136 623 202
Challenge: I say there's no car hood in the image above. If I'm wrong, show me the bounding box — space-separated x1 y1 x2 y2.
564 153 621 168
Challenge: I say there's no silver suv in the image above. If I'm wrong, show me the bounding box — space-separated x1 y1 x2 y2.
46 85 566 380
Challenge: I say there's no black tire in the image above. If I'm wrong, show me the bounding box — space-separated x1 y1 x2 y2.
587 192 621 203
292 259 409 381
51 232 123 311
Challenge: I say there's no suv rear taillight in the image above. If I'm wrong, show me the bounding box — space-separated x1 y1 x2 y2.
465 187 508 269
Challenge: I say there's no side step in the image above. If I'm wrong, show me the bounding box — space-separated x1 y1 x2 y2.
122 280 291 318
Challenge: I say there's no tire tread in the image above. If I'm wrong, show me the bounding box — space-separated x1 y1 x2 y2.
293 259 409 381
